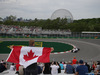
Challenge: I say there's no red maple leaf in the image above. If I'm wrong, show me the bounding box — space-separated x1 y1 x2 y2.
23 50 38 61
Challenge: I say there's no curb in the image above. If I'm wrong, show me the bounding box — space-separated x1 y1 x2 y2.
50 44 76 54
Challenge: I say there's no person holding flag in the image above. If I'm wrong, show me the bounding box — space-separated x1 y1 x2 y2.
7 40 54 75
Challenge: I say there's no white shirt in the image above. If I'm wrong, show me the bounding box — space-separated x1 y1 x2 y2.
50 65 59 75
10 65 15 71
63 64 66 70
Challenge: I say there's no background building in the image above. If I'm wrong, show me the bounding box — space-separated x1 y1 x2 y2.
51 9 73 23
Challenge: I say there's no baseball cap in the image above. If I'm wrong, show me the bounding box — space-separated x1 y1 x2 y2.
73 56 76 59
79 60 84 64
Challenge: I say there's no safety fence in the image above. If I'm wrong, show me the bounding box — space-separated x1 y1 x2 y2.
0 32 100 39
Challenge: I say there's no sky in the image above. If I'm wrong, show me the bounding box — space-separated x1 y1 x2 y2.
0 0 100 20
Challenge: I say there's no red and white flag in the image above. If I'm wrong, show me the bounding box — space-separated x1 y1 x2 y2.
7 46 51 68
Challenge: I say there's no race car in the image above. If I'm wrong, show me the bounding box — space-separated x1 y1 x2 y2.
71 48 80 53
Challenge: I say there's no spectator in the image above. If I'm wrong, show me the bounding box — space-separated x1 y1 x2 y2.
0 62 7 73
50 62 59 75
39 63 44 71
37 63 42 74
0 60 4 63
73 61 79 72
10 63 15 71
75 60 88 75
56 62 61 73
65 61 75 74
72 57 77 65
92 61 97 71
24 40 38 75
95 61 100 75
63 62 67 70
59 62 64 70
42 63 51 74
24 40 54 75
85 62 91 73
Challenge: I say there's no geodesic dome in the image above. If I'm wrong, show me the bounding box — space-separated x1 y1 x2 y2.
51 9 73 23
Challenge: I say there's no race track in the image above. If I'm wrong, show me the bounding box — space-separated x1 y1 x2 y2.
0 38 100 62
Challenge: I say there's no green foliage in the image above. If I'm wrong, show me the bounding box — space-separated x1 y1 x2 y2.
0 15 100 32
0 17 3 24
67 18 100 32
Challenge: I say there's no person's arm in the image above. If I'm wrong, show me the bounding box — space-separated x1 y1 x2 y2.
95 67 99 75
75 72 78 75
75 66 79 75
42 66 45 73
4 63 7 69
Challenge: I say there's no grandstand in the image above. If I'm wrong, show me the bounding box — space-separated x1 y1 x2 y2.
0 25 100 39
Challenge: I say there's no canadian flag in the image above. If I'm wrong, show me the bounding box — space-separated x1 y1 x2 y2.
7 46 51 68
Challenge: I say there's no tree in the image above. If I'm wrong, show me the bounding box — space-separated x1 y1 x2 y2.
0 17 3 24
6 15 16 21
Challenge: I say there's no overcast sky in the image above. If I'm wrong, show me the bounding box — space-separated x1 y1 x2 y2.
0 0 100 20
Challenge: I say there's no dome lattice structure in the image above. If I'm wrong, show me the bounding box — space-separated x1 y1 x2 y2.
51 9 73 23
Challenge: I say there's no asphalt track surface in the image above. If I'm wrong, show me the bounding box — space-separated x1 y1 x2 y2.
0 38 100 62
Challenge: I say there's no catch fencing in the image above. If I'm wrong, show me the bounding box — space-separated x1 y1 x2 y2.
0 32 100 39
